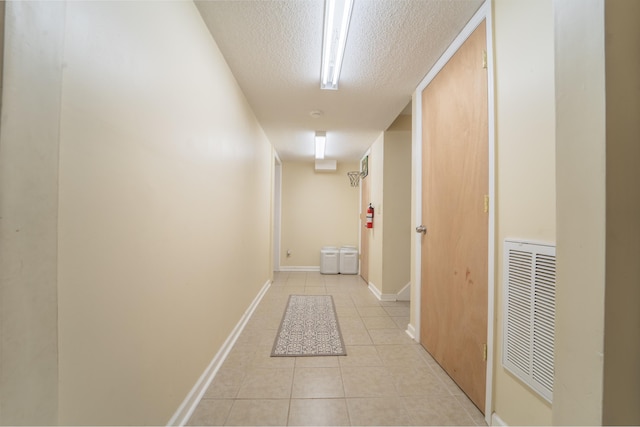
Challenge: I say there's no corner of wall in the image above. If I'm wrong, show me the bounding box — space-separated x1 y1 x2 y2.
0 2 65 424
491 412 508 426
396 282 411 301
602 1 640 424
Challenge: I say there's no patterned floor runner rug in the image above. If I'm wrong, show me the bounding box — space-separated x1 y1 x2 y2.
271 294 347 357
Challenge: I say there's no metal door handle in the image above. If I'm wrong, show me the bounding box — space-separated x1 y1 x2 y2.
416 225 427 234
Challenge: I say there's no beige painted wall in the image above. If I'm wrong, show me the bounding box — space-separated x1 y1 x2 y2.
554 0 640 424
280 161 359 268
553 0 606 424
0 1 4 95
363 129 411 297
492 0 556 424
602 1 640 423
0 2 65 424
387 114 412 131
8 1 277 425
366 135 385 288
381 131 412 295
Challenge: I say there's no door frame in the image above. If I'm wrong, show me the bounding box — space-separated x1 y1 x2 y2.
273 151 282 272
411 1 495 422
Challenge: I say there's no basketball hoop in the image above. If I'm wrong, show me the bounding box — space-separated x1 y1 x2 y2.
347 171 362 187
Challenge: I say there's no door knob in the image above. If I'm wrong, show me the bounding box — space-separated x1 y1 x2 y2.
416 225 427 234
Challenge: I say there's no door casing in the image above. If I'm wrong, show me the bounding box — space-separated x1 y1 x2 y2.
411 2 495 423
420 19 488 410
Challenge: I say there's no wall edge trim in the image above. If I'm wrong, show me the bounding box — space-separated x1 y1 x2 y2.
491 412 507 426
367 282 397 301
278 266 320 272
368 282 383 299
406 324 417 340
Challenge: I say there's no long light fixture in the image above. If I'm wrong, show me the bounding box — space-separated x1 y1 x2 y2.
320 0 354 90
315 131 326 159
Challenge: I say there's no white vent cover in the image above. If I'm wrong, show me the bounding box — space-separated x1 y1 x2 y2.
503 239 556 403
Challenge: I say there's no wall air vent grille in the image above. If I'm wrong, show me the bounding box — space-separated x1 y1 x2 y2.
503 239 556 403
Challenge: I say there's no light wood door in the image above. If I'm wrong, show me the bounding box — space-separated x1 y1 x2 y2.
420 21 488 412
360 172 370 283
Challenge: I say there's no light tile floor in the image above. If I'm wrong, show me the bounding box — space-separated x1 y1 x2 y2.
187 271 487 426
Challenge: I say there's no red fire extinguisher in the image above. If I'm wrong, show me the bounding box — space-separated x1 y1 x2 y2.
366 203 374 229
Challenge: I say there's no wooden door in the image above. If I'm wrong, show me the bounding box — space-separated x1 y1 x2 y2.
360 171 370 284
420 21 488 411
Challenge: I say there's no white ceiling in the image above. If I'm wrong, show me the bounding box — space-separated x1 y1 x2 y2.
196 0 483 162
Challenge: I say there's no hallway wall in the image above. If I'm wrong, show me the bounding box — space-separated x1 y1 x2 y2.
601 1 640 422
280 161 359 268
486 1 638 424
554 1 640 424
367 135 384 289
364 129 411 298
492 0 556 424
0 2 66 424
2 1 274 425
56 2 274 424
381 130 412 296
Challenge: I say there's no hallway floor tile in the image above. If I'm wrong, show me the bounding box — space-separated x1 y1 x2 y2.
187 271 486 426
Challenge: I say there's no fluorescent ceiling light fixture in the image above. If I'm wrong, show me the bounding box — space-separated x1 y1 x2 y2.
321 0 353 90
315 131 326 159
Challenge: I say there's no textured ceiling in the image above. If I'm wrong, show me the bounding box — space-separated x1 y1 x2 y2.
196 0 483 161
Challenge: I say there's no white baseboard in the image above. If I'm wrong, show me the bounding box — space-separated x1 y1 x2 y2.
278 266 320 272
367 282 401 302
491 413 507 426
406 323 416 341
367 282 384 300
167 279 272 426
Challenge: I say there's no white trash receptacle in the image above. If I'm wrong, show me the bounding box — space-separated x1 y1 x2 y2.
320 246 340 274
339 246 359 274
